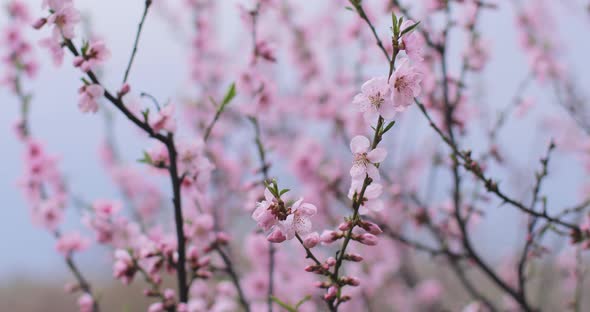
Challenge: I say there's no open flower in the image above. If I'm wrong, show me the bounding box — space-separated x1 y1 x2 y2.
46 3 80 39
151 104 177 133
78 84 103 113
400 20 425 62
253 188 318 244
252 188 280 232
274 198 317 240
348 181 384 215
390 58 422 111
353 76 396 122
73 40 111 72
350 135 387 181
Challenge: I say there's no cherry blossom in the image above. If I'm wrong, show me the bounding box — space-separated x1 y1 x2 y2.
349 135 387 181
78 84 104 113
390 58 422 111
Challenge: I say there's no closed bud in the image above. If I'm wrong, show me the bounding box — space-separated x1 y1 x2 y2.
118 83 131 97
326 257 336 267
338 221 352 231
32 18 47 29
357 233 378 246
324 286 338 301
303 232 320 249
267 229 286 243
343 253 363 262
360 220 383 235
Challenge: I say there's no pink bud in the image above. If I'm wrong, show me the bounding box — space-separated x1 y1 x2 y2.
320 230 341 244
118 83 131 97
324 286 338 301
32 18 47 29
338 221 352 231
303 232 320 249
326 257 336 266
360 221 383 235
163 288 175 300
216 232 231 244
344 253 364 262
73 56 84 67
358 233 378 246
267 229 286 243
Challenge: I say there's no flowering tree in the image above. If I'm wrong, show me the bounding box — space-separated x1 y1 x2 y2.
3 0 590 311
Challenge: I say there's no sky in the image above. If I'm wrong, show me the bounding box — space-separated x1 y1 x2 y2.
0 0 589 282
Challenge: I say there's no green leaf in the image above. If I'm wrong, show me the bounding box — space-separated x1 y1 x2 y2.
391 12 397 30
271 296 298 312
381 120 396 135
401 21 421 36
137 151 152 164
295 295 312 309
279 189 290 196
220 82 237 108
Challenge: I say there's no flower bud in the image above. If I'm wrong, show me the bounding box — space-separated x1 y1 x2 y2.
357 233 378 246
324 286 338 301
32 18 47 29
338 221 352 231
326 257 336 267
118 83 131 97
73 56 84 67
343 253 364 262
360 220 383 235
303 232 320 249
267 229 286 243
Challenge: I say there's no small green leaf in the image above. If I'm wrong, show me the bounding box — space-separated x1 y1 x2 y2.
391 12 398 34
401 21 421 36
381 120 396 135
271 296 298 312
137 151 152 164
220 82 237 108
295 295 312 309
279 189 290 196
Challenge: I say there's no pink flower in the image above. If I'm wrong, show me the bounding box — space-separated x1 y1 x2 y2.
401 20 424 62
348 181 384 215
42 0 73 11
349 135 387 181
353 76 396 122
252 188 280 231
56 231 90 256
73 40 111 72
148 302 164 312
113 249 136 284
78 84 104 113
77 293 94 312
390 58 422 111
37 197 64 230
275 198 317 240
39 33 65 65
253 189 318 243
46 3 80 39
150 104 177 133
92 199 122 218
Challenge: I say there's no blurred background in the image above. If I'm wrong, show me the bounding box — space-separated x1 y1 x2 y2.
1 0 590 311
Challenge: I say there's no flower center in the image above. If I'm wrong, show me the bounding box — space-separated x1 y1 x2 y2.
394 76 408 92
368 92 384 108
353 152 369 167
